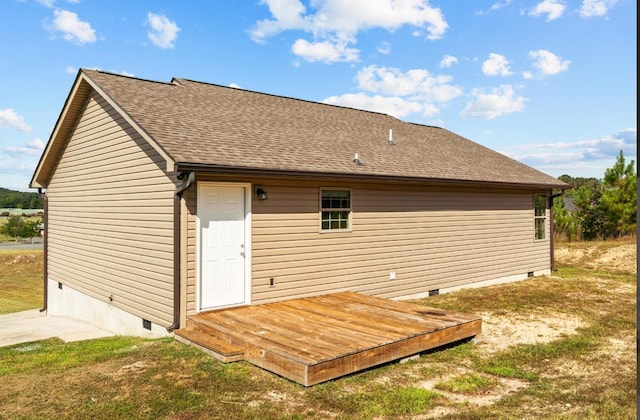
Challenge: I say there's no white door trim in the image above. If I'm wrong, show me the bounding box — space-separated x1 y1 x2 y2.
196 182 252 312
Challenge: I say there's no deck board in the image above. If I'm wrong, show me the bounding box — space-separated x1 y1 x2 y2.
176 291 481 386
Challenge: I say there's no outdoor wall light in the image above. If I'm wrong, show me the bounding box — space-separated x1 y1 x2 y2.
256 187 268 201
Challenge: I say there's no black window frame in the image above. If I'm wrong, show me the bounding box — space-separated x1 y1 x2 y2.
320 189 352 232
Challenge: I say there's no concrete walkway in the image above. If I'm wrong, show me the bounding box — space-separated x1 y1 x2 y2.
0 310 114 348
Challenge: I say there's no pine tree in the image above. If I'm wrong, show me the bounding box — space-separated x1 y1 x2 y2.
599 151 637 237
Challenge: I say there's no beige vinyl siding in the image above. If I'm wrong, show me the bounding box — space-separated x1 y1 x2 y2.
250 183 549 304
46 91 176 327
183 179 550 311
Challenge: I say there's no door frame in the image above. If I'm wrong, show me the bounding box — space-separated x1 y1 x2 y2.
196 181 252 312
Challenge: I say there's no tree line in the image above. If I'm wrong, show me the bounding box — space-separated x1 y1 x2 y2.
554 151 636 241
0 187 43 209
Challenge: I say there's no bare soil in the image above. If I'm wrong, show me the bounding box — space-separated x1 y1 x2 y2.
554 241 636 274
477 311 586 354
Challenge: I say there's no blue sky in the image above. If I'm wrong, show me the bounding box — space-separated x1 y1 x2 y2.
0 0 636 191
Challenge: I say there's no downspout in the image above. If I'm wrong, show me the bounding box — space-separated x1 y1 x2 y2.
549 190 564 272
167 171 195 332
39 189 48 312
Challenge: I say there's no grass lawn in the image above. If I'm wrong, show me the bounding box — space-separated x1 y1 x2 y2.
0 242 636 419
0 250 43 314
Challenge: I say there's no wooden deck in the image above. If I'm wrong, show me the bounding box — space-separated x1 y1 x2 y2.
174 292 481 386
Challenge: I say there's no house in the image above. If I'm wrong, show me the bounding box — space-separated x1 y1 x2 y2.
30 69 569 337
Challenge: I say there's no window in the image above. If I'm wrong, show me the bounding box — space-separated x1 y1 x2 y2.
321 189 351 231
534 195 547 240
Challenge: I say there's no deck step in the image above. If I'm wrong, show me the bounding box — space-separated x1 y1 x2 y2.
174 329 244 363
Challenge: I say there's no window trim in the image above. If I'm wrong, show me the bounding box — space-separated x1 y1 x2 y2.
534 194 547 240
319 188 352 233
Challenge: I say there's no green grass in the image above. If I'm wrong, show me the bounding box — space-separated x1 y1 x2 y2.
0 243 636 419
435 373 498 393
0 250 43 314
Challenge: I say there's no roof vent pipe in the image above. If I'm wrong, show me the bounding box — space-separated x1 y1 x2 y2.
389 129 393 145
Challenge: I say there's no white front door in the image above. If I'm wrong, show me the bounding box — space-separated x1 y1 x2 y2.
198 184 247 310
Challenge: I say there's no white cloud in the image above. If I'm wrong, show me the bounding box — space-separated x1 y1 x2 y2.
529 0 566 21
291 38 359 63
37 0 81 7
65 65 77 74
323 65 463 118
0 109 32 132
475 0 513 15
460 85 527 120
229 83 242 89
250 0 310 41
522 71 534 80
440 54 458 68
323 92 438 118
37 0 56 7
147 12 180 49
4 138 45 156
251 0 448 63
320 64 462 120
579 0 618 17
377 41 391 55
356 65 463 103
516 128 636 159
482 53 513 77
505 128 637 173
45 9 96 45
0 159 38 174
528 49 570 76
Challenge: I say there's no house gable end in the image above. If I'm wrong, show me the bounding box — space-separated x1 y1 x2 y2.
45 88 177 328
30 70 175 189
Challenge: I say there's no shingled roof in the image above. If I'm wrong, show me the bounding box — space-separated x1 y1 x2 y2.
32 69 569 189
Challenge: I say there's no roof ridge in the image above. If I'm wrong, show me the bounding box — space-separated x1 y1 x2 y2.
173 77 401 121
406 121 443 130
81 68 178 87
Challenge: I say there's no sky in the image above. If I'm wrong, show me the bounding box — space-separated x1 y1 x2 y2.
0 0 636 191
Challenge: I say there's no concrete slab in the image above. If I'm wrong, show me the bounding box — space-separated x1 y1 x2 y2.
0 309 114 348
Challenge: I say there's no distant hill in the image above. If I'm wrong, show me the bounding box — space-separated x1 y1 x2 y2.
0 187 43 209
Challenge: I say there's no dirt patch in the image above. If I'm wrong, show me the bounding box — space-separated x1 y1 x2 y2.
477 312 586 354
546 332 636 382
418 368 527 419
107 360 153 380
555 243 636 273
3 254 37 265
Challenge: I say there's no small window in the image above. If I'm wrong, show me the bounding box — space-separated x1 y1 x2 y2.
320 189 351 231
534 195 547 240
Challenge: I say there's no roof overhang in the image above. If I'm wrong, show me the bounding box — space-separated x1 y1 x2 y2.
175 162 568 191
30 69 175 189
